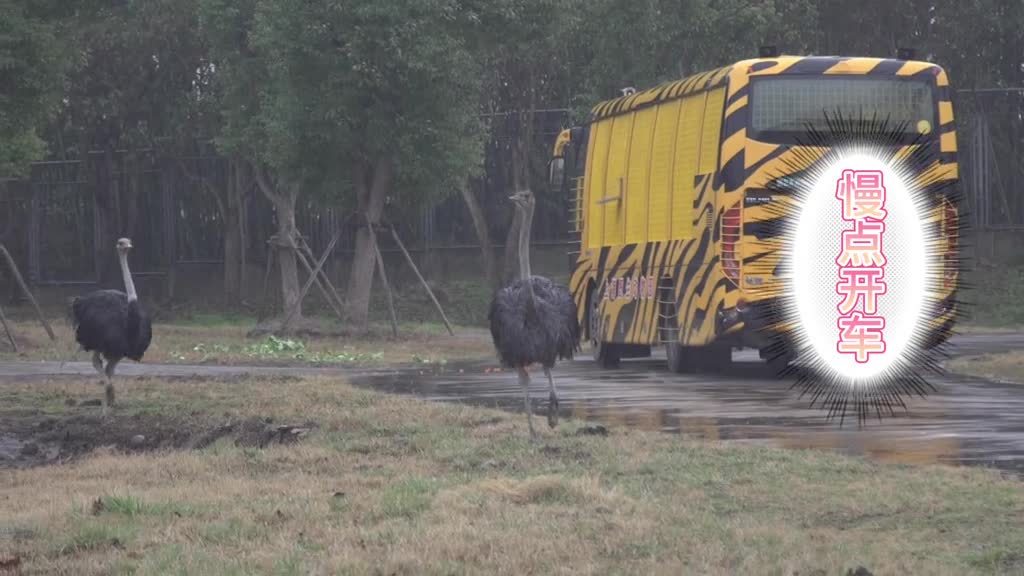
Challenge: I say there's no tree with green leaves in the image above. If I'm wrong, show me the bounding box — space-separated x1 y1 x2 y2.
43 0 214 287
198 0 309 321
199 0 485 329
0 0 63 179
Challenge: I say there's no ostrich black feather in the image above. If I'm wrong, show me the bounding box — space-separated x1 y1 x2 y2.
71 289 152 363
488 275 580 369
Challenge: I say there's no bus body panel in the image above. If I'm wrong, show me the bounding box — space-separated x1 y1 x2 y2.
557 56 960 355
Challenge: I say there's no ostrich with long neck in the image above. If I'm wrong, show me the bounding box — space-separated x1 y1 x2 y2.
488 190 580 440
71 237 153 416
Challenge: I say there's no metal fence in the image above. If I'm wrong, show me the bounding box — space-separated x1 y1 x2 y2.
955 88 1024 231
0 109 574 298
2 91 1019 299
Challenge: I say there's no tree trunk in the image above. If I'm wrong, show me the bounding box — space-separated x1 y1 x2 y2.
460 179 499 291
272 191 301 321
502 112 532 284
95 148 121 288
345 159 392 331
223 159 248 303
253 162 302 322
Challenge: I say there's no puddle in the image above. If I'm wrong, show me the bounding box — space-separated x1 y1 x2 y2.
352 351 1024 478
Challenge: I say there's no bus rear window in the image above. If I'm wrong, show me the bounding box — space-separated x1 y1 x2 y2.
750 77 935 143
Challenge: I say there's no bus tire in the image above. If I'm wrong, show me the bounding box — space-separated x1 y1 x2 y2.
699 343 733 372
666 340 691 374
661 302 693 374
588 288 621 369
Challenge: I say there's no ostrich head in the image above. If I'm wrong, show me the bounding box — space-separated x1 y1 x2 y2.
116 237 133 253
508 189 535 210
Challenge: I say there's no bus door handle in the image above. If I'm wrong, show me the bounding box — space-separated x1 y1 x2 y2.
597 178 624 206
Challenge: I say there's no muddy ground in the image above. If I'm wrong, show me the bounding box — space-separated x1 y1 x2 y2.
0 374 318 470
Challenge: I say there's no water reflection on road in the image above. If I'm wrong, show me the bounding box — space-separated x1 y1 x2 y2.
354 335 1024 477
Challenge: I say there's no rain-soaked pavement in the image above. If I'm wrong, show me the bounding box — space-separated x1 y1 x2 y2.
1 332 1022 476
353 332 1024 477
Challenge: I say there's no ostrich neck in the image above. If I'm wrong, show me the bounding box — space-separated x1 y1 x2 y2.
518 201 537 310
518 202 534 281
119 251 138 302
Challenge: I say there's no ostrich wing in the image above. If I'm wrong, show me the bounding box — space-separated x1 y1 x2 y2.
530 277 581 358
70 290 130 353
125 299 153 360
487 277 581 368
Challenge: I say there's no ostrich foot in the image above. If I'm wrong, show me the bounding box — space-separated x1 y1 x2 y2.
547 392 560 429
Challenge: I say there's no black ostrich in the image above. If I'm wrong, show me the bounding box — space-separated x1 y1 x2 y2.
70 237 152 416
488 189 580 440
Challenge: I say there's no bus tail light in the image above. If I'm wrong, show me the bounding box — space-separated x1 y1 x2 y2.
722 202 742 284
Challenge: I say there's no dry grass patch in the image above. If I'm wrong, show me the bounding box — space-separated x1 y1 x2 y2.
948 349 1024 383
1 374 1023 575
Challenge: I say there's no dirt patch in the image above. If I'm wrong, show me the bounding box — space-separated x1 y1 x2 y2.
0 410 318 470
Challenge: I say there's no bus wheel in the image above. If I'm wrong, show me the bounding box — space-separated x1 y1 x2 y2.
589 290 620 368
700 343 733 372
666 340 691 374
661 302 692 374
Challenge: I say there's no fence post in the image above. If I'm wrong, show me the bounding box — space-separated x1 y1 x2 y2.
161 156 177 300
28 181 40 285
90 150 107 285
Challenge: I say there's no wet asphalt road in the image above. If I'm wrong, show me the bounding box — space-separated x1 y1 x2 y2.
1 332 1023 475
357 332 1024 476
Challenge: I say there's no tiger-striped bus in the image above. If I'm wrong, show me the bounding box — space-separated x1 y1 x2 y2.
549 52 960 372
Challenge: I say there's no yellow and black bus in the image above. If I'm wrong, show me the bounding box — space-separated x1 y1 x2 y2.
549 53 960 372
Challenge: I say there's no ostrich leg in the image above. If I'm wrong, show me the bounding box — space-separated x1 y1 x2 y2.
91 352 107 414
518 367 537 441
102 357 121 416
544 366 559 429
91 351 104 376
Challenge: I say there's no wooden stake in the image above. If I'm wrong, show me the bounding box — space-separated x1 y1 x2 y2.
0 244 55 341
0 303 17 352
279 228 341 334
258 240 276 323
366 216 398 339
296 235 346 314
287 233 346 323
387 224 455 336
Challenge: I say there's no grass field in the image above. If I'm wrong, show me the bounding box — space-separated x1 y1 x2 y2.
948 350 1024 384
0 316 496 368
1 374 1023 575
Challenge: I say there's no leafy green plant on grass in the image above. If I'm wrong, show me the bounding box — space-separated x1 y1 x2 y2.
412 354 448 366
243 336 383 364
304 350 384 364
243 336 306 357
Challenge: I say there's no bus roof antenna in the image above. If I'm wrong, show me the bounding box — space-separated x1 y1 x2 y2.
759 45 779 58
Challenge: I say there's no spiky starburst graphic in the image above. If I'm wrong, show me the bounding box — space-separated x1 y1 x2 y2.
750 112 971 425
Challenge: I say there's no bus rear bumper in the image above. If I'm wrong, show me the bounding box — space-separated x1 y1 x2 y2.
717 294 958 350
717 298 790 350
